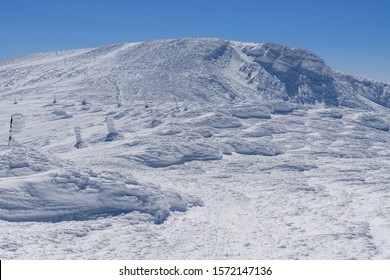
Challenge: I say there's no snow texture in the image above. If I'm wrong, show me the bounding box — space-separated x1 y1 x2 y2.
0 147 201 224
0 38 390 259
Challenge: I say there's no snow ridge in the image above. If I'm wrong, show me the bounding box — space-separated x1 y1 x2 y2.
1 38 389 109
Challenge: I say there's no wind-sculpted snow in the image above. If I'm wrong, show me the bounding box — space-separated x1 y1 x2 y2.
356 114 389 131
0 147 63 177
230 104 271 119
193 112 242 129
242 125 273 138
1 38 390 259
226 139 283 156
237 42 341 105
0 168 202 224
317 109 343 119
132 142 223 168
0 147 202 223
270 101 300 114
52 109 73 119
1 38 389 109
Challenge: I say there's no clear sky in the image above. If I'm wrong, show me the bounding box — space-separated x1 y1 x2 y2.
1 0 389 82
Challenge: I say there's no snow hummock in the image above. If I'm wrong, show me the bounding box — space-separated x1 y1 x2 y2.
356 114 389 131
0 146 202 224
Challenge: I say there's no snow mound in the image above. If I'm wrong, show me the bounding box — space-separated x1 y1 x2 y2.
134 142 223 168
243 126 273 138
318 109 343 119
356 114 389 131
194 113 242 129
274 162 318 172
0 147 62 177
157 123 188 136
0 168 202 224
185 127 215 139
231 105 271 119
271 102 298 114
262 121 288 134
227 139 283 156
51 109 73 119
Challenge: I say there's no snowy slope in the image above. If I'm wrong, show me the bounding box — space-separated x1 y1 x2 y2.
1 38 389 108
0 38 390 259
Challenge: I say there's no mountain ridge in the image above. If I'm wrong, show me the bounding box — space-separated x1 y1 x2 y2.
0 38 389 110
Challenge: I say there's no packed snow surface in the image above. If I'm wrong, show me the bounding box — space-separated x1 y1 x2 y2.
1 38 390 259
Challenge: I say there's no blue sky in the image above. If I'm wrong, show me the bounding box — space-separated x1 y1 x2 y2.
1 0 389 81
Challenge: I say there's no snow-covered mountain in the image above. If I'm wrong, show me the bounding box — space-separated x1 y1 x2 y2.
1 38 390 259
1 38 389 108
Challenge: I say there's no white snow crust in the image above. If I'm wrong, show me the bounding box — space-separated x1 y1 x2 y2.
1 38 390 259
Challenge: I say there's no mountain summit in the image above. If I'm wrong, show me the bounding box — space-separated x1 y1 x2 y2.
1 38 389 109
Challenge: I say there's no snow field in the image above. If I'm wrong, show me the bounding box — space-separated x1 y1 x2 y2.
1 38 390 259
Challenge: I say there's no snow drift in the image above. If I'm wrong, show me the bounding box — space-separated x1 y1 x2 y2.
0 147 202 223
